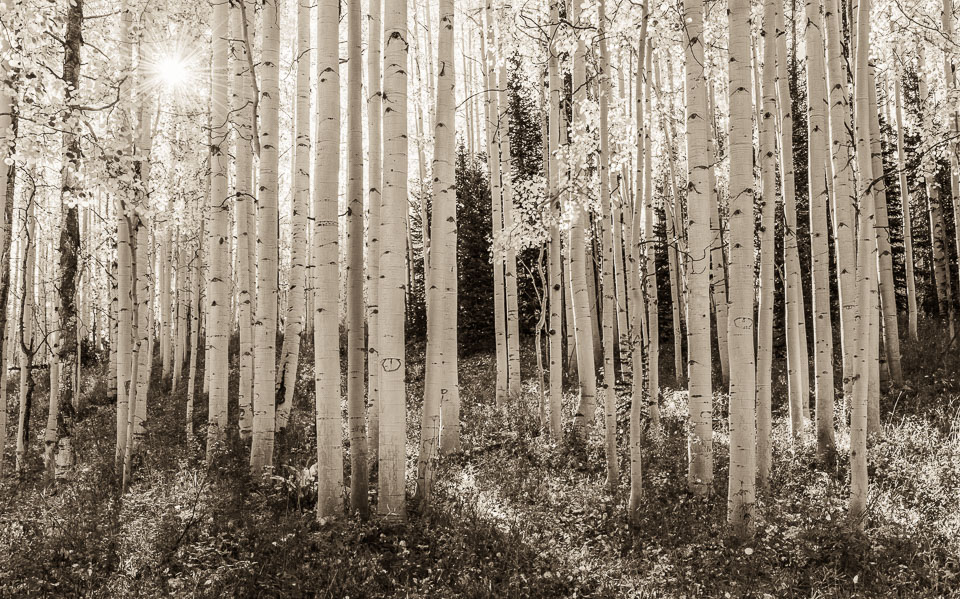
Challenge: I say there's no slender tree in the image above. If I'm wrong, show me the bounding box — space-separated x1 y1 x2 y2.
250 0 281 473
683 0 713 495
379 0 409 522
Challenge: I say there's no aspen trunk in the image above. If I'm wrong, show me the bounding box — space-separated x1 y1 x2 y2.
231 0 255 439
775 0 809 437
726 0 756 533
757 0 778 489
378 0 408 521
706 83 729 388
366 0 383 464
481 9 508 406
0 60 16 475
570 0 598 439
186 222 203 442
418 0 458 502
15 190 36 475
547 0 563 440
276 0 311 432
596 0 618 489
313 0 345 518
345 0 369 518
866 62 902 387
683 0 713 495
641 46 658 431
250 0 281 473
824 0 859 398
894 69 919 342
206 1 231 458
628 0 651 526
850 0 878 528
803 0 837 461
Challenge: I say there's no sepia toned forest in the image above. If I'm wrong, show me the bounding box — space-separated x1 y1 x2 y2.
1 0 959 596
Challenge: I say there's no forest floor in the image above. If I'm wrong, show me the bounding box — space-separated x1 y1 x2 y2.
1 328 960 598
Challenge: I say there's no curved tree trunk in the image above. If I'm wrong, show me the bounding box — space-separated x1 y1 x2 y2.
276 0 312 432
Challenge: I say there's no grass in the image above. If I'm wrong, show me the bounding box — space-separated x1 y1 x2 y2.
1 328 959 597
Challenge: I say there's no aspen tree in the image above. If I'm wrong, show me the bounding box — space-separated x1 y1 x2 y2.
15 187 36 475
366 0 383 463
628 0 651 526
250 0 281 473
276 0 311 432
850 0 879 529
205 0 230 458
866 62 902 386
160 232 171 380
706 82 729 387
314 0 345 518
595 0 618 489
943 0 960 287
683 0 714 495
434 0 460 456
569 0 598 439
726 0 757 533
418 0 458 502
802 0 837 460
481 5 508 406
757 0 778 488
378 0 409 522
231 0 255 439
0 42 15 475
547 0 563 440
345 0 370 518
187 220 203 442
775 0 809 434
494 9 521 400
654 60 685 387
894 66 919 342
918 52 955 335
641 45 658 431
824 0 858 396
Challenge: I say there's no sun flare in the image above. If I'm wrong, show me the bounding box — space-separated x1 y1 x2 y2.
156 55 189 88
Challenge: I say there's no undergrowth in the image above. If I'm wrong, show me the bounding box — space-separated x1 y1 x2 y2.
1 326 959 597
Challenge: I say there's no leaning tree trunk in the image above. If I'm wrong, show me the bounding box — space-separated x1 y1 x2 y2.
15 187 36 475
418 0 458 504
893 67 919 342
481 7 508 406
865 62 902 387
569 0 598 440
276 0 311 432
683 0 713 496
803 0 837 462
250 0 281 474
378 0 409 522
824 0 859 400
850 0 878 529
775 0 809 436
597 0 618 490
